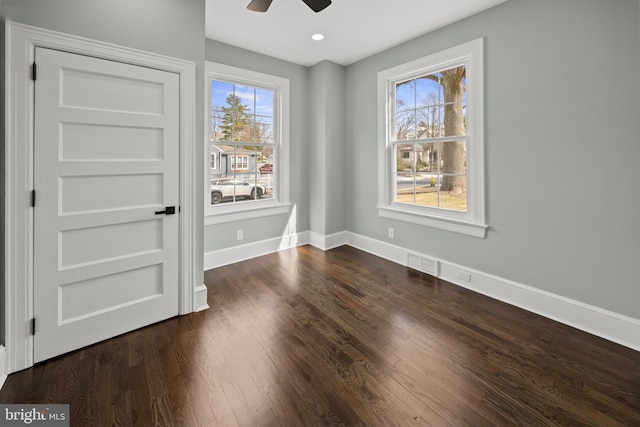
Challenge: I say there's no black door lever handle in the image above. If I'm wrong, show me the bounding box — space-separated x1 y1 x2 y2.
155 206 176 215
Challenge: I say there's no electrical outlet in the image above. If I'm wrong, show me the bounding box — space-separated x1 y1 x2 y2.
388 228 395 239
236 229 244 241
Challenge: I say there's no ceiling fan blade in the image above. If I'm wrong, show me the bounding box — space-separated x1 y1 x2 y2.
247 0 273 12
302 0 331 13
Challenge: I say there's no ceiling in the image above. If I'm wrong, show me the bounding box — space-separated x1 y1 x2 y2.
205 0 508 66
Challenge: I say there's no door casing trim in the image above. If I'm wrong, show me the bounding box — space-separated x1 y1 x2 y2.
4 21 198 373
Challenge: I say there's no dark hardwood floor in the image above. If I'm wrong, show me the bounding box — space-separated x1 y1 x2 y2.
1 245 639 426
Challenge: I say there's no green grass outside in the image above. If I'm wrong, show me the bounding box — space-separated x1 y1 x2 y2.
396 187 467 211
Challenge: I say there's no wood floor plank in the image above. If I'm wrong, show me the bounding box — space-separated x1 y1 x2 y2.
1 245 639 426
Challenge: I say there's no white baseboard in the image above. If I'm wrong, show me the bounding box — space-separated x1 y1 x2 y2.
194 284 209 312
0 346 7 390
309 231 348 251
204 231 310 270
201 230 640 352
346 232 409 265
344 232 640 352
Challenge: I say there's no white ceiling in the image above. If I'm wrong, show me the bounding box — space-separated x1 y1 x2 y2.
206 0 508 66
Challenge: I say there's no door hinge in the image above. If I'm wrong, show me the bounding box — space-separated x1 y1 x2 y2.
30 318 36 336
32 62 37 81
31 190 36 207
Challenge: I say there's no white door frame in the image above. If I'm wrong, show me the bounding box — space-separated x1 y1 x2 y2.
4 21 198 374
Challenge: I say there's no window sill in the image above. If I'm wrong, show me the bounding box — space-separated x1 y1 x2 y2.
378 205 487 238
205 201 291 225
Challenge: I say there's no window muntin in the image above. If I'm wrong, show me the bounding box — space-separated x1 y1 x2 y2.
378 39 486 237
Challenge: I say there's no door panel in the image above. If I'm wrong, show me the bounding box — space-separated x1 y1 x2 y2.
59 265 163 323
61 123 164 160
61 68 165 114
60 173 163 213
33 47 180 363
59 219 163 268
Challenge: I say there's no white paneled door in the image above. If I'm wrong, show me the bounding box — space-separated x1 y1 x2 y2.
33 47 180 363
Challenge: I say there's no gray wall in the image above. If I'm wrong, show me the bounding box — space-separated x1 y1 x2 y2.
1 0 205 59
0 0 207 345
345 0 640 318
204 40 311 252
309 60 346 236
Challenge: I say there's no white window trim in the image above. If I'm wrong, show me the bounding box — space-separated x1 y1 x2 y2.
204 61 290 225
377 38 487 238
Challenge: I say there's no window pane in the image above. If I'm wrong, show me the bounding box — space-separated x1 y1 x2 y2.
439 139 467 211
395 143 414 173
255 145 274 200
416 77 442 107
412 142 437 207
241 147 261 202
396 79 415 112
232 112 251 142
211 80 233 111
417 142 438 173
417 106 442 139
440 140 466 175
395 143 417 205
396 172 416 206
443 102 466 137
235 85 255 115
396 110 415 140
440 66 465 102
439 189 466 211
210 111 224 141
255 117 274 143
414 182 439 208
255 88 274 116
415 108 429 139
214 85 252 142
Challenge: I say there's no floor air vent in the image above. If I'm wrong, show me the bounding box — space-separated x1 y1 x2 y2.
407 253 439 276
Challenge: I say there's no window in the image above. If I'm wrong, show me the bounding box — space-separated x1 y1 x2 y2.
230 155 249 171
377 38 487 238
205 62 290 224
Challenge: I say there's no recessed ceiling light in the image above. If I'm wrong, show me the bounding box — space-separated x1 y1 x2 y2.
311 33 324 41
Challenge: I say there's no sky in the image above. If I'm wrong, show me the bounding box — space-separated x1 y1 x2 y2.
210 80 274 118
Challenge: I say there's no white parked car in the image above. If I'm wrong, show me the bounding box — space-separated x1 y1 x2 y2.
211 178 265 204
